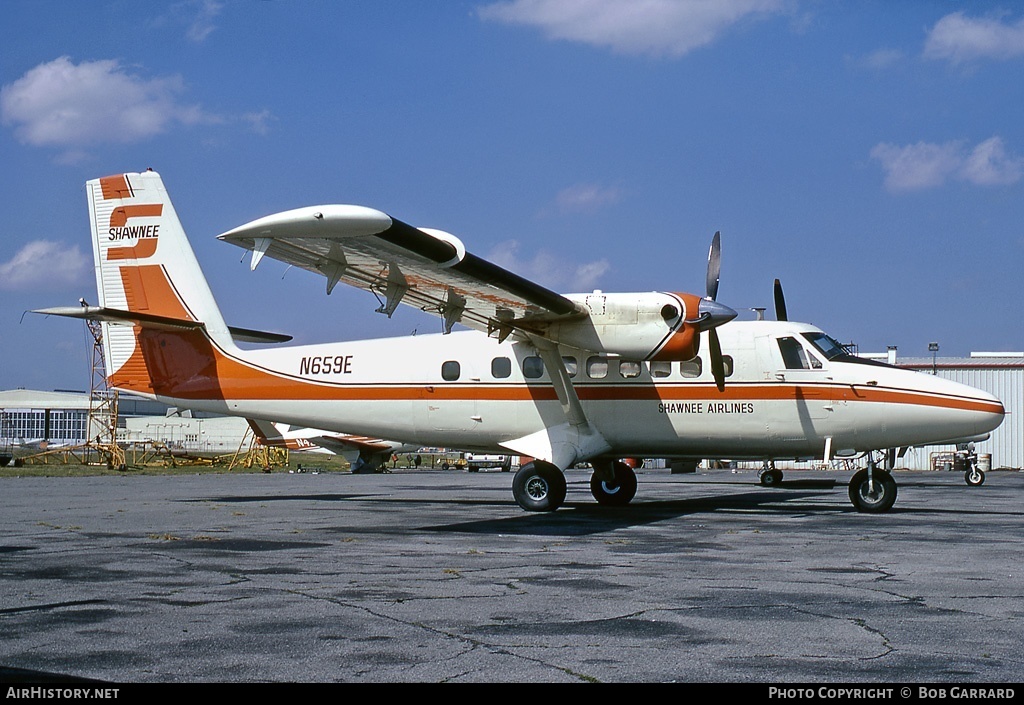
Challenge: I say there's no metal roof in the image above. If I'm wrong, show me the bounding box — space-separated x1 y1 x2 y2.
0 389 91 410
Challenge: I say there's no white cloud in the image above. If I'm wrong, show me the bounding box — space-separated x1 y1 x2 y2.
924 11 1024 63
478 0 787 57
185 0 224 42
0 240 89 291
0 57 219 149
555 183 622 213
148 1 224 42
487 240 610 292
961 137 1024 185
870 137 1023 192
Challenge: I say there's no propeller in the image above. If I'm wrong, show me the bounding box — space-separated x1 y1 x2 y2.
706 231 721 302
773 278 788 321
685 231 735 392
706 232 727 392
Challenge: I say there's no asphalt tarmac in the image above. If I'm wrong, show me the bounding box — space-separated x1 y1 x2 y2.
1 467 1022 684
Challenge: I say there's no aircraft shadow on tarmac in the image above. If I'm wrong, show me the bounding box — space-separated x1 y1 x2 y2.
429 489 841 536
184 479 1021 539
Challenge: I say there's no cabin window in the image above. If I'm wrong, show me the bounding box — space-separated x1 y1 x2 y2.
587 356 608 379
491 357 511 379
441 360 461 381
650 361 672 378
680 358 702 378
523 356 544 379
619 360 641 379
562 356 578 378
723 355 734 377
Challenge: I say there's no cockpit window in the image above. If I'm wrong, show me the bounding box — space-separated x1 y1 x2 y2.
778 336 821 370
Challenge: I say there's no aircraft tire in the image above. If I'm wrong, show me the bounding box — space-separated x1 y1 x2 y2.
590 461 638 506
965 468 986 486
848 469 898 513
759 469 783 487
512 461 566 512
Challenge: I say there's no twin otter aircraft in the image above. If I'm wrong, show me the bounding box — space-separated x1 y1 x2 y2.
39 170 1005 513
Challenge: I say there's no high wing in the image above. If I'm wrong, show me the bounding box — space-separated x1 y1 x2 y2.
218 206 585 339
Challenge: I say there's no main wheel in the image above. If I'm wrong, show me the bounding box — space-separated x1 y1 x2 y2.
965 468 986 486
590 461 638 506
759 468 783 486
848 468 898 513
512 461 567 512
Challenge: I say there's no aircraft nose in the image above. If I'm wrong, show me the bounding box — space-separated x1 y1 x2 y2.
975 391 1006 434
696 298 738 331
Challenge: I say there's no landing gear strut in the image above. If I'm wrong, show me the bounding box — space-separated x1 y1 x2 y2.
958 444 985 486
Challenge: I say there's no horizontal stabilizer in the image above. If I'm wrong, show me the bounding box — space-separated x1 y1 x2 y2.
33 306 292 344
32 305 204 332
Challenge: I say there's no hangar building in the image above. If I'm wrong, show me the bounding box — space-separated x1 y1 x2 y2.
890 351 1023 471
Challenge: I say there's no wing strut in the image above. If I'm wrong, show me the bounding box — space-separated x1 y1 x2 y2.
498 337 611 471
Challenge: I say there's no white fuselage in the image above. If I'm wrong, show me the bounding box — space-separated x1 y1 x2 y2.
140 320 1005 464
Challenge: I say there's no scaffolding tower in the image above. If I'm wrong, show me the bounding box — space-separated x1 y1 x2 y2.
80 301 125 469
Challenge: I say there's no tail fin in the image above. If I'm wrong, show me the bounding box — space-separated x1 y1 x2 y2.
87 171 232 394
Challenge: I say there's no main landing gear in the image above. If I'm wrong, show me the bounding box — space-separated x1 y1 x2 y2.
847 456 898 513
589 461 638 507
511 459 639 512
512 460 567 512
758 460 783 486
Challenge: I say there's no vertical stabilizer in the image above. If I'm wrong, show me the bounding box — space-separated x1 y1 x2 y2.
87 170 232 386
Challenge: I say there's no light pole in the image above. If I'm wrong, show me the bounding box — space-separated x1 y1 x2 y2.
928 342 939 375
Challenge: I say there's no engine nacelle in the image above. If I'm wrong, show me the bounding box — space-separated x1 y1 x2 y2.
540 291 707 361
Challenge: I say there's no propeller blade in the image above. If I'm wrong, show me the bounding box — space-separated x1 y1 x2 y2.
773 278 788 321
706 231 721 301
709 328 725 392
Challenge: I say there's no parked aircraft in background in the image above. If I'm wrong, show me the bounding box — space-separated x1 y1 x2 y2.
36 171 1004 513
244 418 419 473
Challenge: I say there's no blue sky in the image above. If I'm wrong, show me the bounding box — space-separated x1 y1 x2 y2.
2 0 1023 393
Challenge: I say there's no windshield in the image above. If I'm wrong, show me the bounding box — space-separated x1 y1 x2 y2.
802 332 848 360
801 332 894 368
